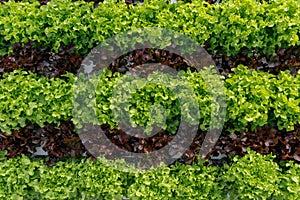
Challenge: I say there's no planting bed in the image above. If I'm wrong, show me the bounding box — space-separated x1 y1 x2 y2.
0 0 299 199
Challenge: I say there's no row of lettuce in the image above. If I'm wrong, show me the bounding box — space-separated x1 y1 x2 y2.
0 65 299 134
1 0 300 56
0 149 299 199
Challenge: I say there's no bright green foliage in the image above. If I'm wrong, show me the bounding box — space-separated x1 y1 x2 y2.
72 66 224 135
156 0 215 44
0 0 299 56
275 161 300 199
271 70 300 131
73 67 215 135
0 70 74 133
108 70 203 135
72 69 121 129
0 65 299 134
219 148 282 199
35 158 129 199
69 65 300 134
112 80 181 135
0 155 43 199
169 161 223 199
225 65 276 131
127 167 177 199
0 150 299 199
0 155 130 199
180 67 227 131
0 0 42 55
225 65 300 132
126 163 222 199
209 0 300 55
